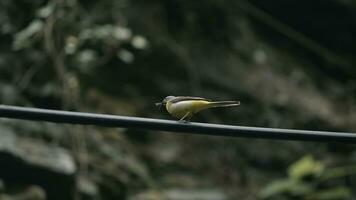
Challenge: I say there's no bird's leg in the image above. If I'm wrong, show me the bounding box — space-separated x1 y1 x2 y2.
179 112 192 122
186 113 194 121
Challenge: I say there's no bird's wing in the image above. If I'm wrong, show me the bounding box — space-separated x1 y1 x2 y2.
169 96 211 103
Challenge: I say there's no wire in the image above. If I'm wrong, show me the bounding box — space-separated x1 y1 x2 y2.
0 105 355 143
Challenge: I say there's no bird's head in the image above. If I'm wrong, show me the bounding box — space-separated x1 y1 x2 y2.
155 96 175 108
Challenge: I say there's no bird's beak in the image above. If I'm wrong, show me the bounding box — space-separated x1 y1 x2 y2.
155 102 163 109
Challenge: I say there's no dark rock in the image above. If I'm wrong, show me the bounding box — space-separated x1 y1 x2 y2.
0 131 76 200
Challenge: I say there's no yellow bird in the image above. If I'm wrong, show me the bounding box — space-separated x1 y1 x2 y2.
156 96 240 121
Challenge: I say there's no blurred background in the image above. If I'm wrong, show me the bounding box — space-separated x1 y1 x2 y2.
1 0 356 199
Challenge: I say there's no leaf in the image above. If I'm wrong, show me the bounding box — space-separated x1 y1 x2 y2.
12 20 44 50
117 49 134 63
113 26 132 41
65 35 79 55
76 49 98 72
288 155 324 180
131 35 148 49
37 2 55 18
93 25 114 39
259 179 293 199
321 165 356 180
259 179 312 199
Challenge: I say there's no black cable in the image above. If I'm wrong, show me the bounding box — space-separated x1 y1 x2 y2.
0 105 355 143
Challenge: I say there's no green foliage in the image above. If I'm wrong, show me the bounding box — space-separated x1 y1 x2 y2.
306 187 352 200
259 155 355 200
259 179 313 198
0 0 151 108
13 19 44 50
1 0 356 199
288 155 324 180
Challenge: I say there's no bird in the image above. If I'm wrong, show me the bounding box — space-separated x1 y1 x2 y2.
156 96 240 121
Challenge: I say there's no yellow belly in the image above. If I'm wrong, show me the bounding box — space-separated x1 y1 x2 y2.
166 100 210 119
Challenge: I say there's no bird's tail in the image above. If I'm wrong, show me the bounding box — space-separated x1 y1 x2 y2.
208 101 240 108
